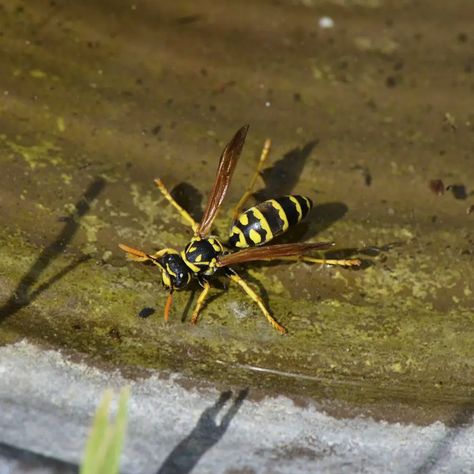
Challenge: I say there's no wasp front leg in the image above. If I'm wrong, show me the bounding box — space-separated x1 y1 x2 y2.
190 278 211 325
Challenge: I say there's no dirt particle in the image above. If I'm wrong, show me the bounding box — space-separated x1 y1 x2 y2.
429 179 445 196
446 184 467 200
386 76 397 88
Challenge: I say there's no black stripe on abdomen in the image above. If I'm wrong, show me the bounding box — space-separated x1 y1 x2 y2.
228 195 313 248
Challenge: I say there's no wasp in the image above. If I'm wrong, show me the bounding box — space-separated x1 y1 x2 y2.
119 125 360 334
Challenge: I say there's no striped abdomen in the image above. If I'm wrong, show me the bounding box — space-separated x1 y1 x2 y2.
228 195 312 248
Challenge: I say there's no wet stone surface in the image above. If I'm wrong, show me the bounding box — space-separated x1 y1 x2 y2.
0 0 473 427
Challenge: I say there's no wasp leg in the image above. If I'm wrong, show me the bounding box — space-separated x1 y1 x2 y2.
190 279 211 325
284 256 362 267
226 269 287 335
164 292 174 322
154 179 199 233
231 138 271 222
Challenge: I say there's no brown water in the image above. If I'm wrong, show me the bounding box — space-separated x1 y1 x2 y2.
0 0 473 425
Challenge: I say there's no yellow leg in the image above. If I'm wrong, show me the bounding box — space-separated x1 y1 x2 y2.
227 271 287 335
290 256 362 267
154 179 199 233
190 280 211 325
231 138 271 222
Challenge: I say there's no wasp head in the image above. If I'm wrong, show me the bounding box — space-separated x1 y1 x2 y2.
158 251 192 290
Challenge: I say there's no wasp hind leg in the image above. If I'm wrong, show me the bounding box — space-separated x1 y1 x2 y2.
154 179 199 233
226 269 287 335
231 138 271 222
292 256 362 267
190 279 211 325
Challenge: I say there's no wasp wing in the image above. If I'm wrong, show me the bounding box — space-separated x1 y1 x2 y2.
216 242 334 267
197 125 249 237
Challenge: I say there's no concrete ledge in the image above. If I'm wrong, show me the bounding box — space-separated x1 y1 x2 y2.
1 341 473 473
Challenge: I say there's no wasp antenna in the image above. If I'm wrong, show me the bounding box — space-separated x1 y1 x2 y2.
118 243 151 262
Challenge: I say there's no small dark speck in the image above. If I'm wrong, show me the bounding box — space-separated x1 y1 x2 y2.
174 14 201 26
139 307 155 318
363 168 372 186
457 32 468 43
151 125 162 135
209 105 216 112
429 179 445 195
447 184 467 200
126 161 133 168
108 327 122 341
386 76 397 88
293 92 302 102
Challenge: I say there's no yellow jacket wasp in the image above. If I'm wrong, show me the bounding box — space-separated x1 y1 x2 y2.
119 125 360 334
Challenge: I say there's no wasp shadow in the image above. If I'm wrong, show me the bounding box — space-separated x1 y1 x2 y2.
412 400 474 474
156 389 248 474
0 442 78 473
0 177 106 324
255 140 319 202
170 182 203 224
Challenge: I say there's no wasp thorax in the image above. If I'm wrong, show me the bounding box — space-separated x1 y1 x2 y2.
181 237 224 275
159 252 192 289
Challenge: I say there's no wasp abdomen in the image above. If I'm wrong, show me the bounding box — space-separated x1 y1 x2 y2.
229 195 312 248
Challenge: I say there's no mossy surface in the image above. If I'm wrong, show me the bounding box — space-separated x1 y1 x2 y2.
0 0 473 424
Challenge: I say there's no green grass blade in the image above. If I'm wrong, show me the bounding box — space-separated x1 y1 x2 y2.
104 386 130 474
80 387 130 474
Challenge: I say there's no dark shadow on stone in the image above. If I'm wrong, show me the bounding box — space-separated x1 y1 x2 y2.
0 177 106 324
255 140 319 202
181 287 197 323
0 442 78 473
303 202 349 241
157 389 248 474
170 182 203 223
412 401 474 474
